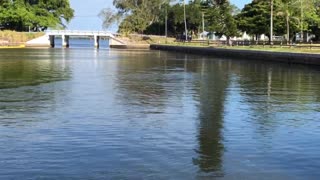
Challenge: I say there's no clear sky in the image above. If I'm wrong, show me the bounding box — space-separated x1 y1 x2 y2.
68 0 251 31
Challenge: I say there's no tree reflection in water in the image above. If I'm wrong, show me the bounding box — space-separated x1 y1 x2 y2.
193 60 231 176
0 49 71 126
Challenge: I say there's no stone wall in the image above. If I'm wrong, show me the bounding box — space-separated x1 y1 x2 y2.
150 44 320 66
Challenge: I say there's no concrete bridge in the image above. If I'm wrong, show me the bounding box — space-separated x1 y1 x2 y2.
26 30 126 48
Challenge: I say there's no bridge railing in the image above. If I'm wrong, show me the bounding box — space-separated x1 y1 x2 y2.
45 30 118 37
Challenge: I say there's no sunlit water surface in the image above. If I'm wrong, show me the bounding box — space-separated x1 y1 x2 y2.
0 47 320 179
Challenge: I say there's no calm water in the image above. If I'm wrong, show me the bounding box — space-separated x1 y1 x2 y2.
0 47 320 179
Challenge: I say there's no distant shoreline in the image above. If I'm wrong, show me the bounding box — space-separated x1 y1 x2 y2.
0 30 44 49
0 44 25 49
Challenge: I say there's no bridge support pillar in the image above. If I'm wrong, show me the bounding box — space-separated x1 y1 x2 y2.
49 35 55 48
94 35 100 48
62 35 70 48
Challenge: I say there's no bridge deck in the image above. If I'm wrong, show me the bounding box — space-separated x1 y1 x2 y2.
46 30 117 38
45 30 126 46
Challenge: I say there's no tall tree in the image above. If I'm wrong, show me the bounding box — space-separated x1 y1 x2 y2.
106 0 238 40
111 0 171 34
205 0 238 45
237 0 274 40
236 0 302 42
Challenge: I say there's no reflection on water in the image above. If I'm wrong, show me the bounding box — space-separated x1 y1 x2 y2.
192 60 230 176
0 49 70 89
0 49 71 125
0 48 319 179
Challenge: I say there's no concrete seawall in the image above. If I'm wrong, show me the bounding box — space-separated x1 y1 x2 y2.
150 44 320 66
110 44 150 49
26 35 51 48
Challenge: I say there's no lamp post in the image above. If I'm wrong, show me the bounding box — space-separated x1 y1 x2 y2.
165 7 168 43
300 0 303 42
160 0 168 43
270 0 274 46
202 12 205 35
183 0 188 41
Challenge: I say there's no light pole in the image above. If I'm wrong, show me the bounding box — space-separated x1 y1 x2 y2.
183 0 188 41
300 0 303 42
202 12 205 35
270 0 274 46
160 0 168 43
165 7 168 43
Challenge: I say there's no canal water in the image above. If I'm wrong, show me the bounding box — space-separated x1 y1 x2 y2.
0 47 319 179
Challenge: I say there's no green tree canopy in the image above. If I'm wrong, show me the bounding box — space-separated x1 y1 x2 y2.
236 0 320 42
112 0 171 34
205 0 238 39
0 0 74 31
236 0 271 37
101 0 320 43
103 0 238 41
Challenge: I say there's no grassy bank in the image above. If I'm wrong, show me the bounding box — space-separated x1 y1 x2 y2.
131 34 320 54
220 45 320 54
0 45 25 48
117 34 176 45
151 44 320 66
0 31 44 47
156 41 320 54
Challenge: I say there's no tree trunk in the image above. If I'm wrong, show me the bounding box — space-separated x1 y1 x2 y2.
227 36 232 46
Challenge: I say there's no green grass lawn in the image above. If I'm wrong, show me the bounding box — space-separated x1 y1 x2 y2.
156 41 320 54
226 45 320 54
0 30 44 44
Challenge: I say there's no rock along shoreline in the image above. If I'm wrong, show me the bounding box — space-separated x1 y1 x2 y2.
150 44 320 66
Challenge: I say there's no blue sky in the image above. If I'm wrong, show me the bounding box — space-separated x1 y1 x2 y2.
68 0 251 31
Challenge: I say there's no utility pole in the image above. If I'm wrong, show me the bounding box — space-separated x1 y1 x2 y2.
183 0 188 41
202 12 205 35
300 0 304 42
165 7 168 43
270 0 274 46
